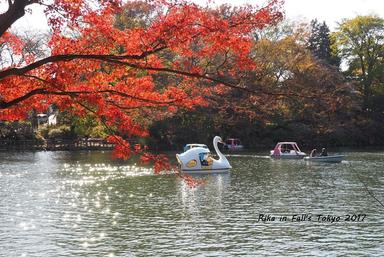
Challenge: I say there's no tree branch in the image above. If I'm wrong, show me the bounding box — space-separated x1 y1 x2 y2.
0 0 30 37
0 87 179 109
0 46 167 80
105 59 317 99
0 73 180 109
0 88 47 108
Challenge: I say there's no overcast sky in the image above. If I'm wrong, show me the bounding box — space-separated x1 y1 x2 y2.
3 0 384 32
199 0 384 30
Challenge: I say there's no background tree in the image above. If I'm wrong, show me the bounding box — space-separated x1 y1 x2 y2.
307 19 340 66
334 15 384 107
149 26 356 149
220 30 354 147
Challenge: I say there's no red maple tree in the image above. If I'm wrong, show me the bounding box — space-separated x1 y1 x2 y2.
0 0 283 172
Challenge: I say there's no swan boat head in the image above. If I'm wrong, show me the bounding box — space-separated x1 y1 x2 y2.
176 136 232 174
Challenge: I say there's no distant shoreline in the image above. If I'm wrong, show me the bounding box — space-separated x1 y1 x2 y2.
0 138 114 152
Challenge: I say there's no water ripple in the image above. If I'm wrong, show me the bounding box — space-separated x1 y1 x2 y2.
0 151 383 256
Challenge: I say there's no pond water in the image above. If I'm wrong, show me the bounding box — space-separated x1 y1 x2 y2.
0 150 383 256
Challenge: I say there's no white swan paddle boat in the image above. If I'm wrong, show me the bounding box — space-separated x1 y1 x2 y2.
176 136 232 174
304 155 345 163
270 142 306 159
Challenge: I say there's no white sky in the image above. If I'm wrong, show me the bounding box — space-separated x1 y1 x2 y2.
204 0 384 30
2 0 384 32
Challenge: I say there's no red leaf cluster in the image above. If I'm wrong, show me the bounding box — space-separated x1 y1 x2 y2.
1 0 283 168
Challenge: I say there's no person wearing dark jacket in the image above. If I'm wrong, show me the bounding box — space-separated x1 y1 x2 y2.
320 148 328 156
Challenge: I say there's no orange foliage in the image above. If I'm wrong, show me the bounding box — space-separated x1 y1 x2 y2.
0 0 283 169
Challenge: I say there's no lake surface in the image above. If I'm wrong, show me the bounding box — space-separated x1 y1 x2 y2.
0 150 383 256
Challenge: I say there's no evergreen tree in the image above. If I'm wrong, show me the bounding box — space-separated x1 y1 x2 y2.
308 20 340 66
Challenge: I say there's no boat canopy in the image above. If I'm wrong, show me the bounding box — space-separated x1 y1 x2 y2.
272 142 302 155
183 144 208 152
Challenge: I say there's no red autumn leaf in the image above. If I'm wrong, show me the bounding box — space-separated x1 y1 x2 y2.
0 0 283 169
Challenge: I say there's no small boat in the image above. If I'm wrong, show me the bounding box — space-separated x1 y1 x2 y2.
270 142 306 159
176 136 232 174
224 138 244 151
304 155 345 163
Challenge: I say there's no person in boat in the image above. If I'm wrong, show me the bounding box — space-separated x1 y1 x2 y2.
320 148 328 156
199 152 213 166
282 145 291 153
310 149 317 157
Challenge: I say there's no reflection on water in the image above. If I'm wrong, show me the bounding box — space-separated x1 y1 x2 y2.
179 174 230 216
0 150 383 256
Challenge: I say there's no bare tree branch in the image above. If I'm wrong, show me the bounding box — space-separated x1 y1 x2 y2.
0 0 31 37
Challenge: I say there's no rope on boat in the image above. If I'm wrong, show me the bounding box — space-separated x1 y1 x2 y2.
347 162 384 210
